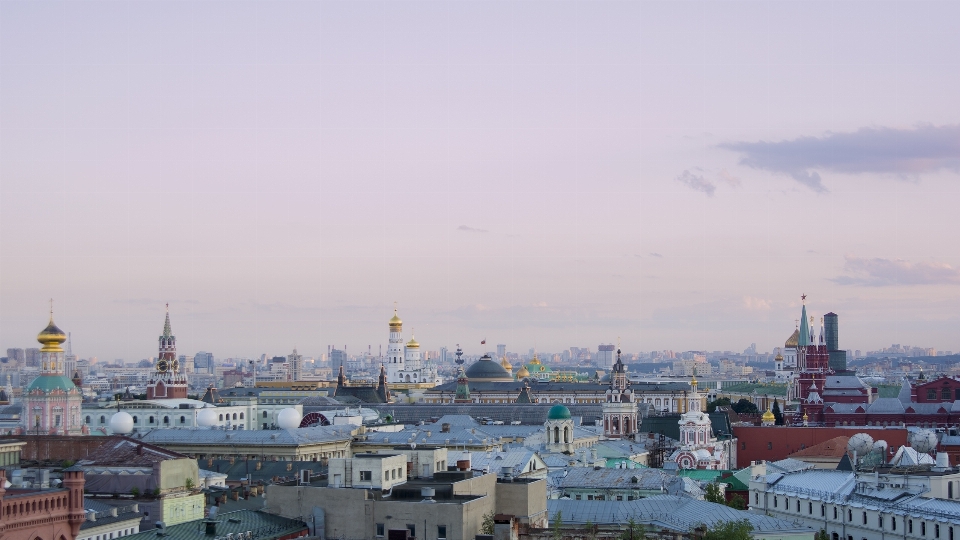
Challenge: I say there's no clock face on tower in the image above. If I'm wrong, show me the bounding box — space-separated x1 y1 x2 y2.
157 359 169 373
172 359 180 372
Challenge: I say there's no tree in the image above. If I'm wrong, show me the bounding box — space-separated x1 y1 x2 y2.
583 519 598 540
620 518 645 540
700 519 753 540
130 487 140 497
481 511 495 535
185 478 195 490
772 399 784 425
814 529 830 540
706 397 731 413
703 482 726 504
731 399 758 415
727 494 746 510
551 510 564 540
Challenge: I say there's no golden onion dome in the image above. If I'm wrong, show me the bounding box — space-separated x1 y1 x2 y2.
406 336 420 348
785 329 800 348
500 356 513 370
762 408 776 422
530 355 541 365
389 310 402 329
37 316 67 353
802 411 809 420
516 365 530 378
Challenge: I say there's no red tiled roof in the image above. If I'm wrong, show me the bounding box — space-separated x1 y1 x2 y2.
789 436 850 458
79 436 188 466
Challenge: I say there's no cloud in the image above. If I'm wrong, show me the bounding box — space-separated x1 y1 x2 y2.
742 296 772 311
719 124 960 192
718 169 742 187
832 256 960 286
457 225 488 233
676 170 716 196
649 252 663 258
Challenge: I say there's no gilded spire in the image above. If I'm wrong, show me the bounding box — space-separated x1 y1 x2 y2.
37 300 67 353
162 303 172 337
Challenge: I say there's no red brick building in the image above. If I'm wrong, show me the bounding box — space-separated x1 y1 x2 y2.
0 468 86 540
913 375 960 403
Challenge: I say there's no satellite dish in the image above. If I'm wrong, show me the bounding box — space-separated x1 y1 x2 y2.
909 429 938 454
847 433 874 456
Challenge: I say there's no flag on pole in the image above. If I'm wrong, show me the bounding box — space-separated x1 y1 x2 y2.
481 339 486 345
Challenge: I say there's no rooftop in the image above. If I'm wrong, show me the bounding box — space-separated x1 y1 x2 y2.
79 436 188 467
121 509 305 540
137 426 354 447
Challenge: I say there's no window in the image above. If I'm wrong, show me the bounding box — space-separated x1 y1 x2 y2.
239 412 244 419
950 526 954 540
833 507 838 519
863 512 867 525
263 411 268 418
438 525 447 540
929 389 938 400
755 493 759 504
587 495 594 501
878 516 883 528
359 471 372 481
797 500 800 512
951 483 954 499
821 504 825 517
575 495 581 500
376 524 384 537
848 510 852 522
163 416 169 424
923 522 927 536
809 502 813 514
893 518 897 531
233 413 237 420
910 520 914 534
617 495 623 501
768 442 773 450
100 415 106 423
406 525 415 538
936 524 940 538
85 416 91 424
133 416 138 424
943 388 952 400
219 414 224 421
774 497 778 508
149 416 154 424
180 416 186 424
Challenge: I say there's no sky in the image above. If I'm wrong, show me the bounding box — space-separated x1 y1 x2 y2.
1 1 959 361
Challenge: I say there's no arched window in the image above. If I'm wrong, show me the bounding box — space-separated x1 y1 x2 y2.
180 416 186 424
163 416 169 424
148 416 155 424
263 411 268 418
219 414 224 421
239 412 244 419
86 416 91 424
100 415 106 424
232 413 237 420
563 426 570 443
133 416 139 424
553 426 560 443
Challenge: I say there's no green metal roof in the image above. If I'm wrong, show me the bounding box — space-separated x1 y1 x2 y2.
122 509 305 540
27 374 77 393
677 469 749 491
547 403 571 420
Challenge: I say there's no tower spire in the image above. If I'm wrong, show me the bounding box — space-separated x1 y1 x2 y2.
163 303 172 337
798 300 810 346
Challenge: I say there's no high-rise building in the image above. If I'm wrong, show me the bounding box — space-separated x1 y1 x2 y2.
330 348 348 370
823 312 847 371
288 348 303 381
25 348 41 367
597 344 616 369
6 348 25 366
496 344 506 358
194 351 214 374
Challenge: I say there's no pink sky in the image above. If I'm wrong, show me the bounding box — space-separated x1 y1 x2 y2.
2 1 959 360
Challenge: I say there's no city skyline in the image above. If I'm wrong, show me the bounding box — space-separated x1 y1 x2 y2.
2 1 959 359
